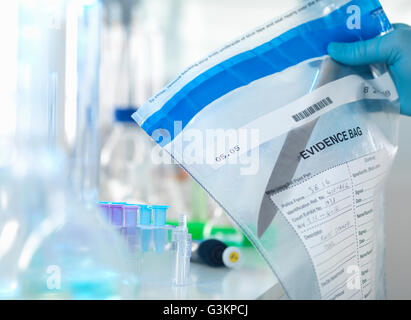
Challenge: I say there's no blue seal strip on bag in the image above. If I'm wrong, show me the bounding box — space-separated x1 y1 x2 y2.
141 0 391 144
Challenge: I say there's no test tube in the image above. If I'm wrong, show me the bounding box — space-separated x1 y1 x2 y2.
123 204 138 228
152 205 169 226
139 205 152 225
110 203 124 227
122 204 139 252
173 214 192 286
98 202 111 223
138 205 152 252
152 205 169 253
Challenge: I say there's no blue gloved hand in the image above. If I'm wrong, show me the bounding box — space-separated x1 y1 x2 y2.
328 23 411 116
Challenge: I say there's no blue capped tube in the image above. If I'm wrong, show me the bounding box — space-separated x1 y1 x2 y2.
121 204 139 253
110 203 124 228
152 205 169 253
138 204 152 225
152 205 169 226
123 204 138 228
138 205 152 252
98 202 111 223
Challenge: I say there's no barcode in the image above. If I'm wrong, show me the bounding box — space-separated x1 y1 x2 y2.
292 97 334 122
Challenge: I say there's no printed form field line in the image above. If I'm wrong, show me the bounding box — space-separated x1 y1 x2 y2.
303 207 352 233
356 200 374 209
317 243 356 268
359 240 374 249
354 171 388 187
323 273 359 299
303 204 352 230
319 254 356 281
358 219 373 228
313 233 355 258
326 187 351 198
310 225 354 250
302 178 350 198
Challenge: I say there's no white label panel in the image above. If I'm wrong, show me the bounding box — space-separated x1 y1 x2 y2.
270 150 389 300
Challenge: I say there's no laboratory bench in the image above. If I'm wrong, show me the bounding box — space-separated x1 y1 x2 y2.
137 247 287 300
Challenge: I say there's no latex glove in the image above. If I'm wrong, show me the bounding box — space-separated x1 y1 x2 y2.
328 23 411 116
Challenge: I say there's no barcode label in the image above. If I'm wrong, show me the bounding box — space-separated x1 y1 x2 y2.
292 97 333 122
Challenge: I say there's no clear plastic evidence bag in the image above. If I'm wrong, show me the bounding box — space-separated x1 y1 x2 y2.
133 0 400 299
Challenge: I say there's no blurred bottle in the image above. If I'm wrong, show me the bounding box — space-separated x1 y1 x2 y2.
0 148 137 299
99 0 145 127
0 0 138 299
70 0 102 205
99 0 155 205
100 0 214 223
100 107 157 203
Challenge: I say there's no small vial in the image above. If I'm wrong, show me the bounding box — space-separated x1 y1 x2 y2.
123 204 138 228
110 203 124 227
152 205 169 226
98 202 110 223
152 205 169 253
138 204 152 225
173 214 192 286
121 204 139 253
138 205 152 252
